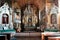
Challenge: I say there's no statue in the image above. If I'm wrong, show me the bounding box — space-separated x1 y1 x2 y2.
14 8 21 32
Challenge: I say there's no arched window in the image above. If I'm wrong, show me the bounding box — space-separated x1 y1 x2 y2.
2 14 9 24
51 14 57 24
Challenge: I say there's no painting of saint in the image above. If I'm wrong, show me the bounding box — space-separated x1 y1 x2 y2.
51 14 57 24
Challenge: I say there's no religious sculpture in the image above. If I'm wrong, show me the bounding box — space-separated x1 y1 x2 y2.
22 4 38 27
13 8 21 32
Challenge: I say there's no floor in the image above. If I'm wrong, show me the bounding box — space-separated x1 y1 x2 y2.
14 36 41 40
13 32 41 40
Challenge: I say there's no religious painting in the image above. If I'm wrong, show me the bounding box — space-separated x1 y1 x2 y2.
2 14 9 24
51 14 57 24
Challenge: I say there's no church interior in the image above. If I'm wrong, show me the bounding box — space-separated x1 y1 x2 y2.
0 0 60 40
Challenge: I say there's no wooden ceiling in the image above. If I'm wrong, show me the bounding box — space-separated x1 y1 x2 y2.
12 0 45 11
12 0 58 11
0 0 57 11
